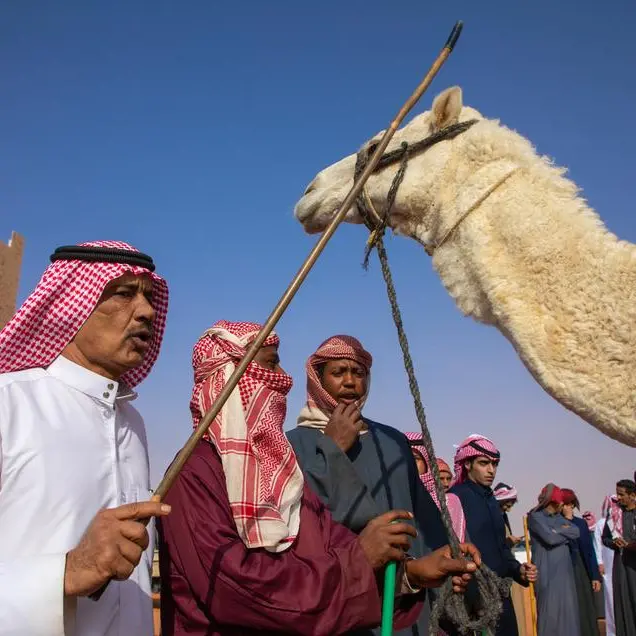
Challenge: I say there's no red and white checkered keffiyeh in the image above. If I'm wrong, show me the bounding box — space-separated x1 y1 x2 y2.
405 432 466 542
493 483 518 503
0 240 168 388
297 334 373 430
602 494 623 538
451 434 500 486
190 320 303 553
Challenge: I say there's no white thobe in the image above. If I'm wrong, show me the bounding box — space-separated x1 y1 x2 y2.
0 356 154 635
594 518 615 636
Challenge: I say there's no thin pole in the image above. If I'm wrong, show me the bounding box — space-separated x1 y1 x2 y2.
523 515 538 636
152 19 465 501
380 562 397 636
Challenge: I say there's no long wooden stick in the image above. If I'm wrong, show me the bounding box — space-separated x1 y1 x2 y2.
523 515 538 636
91 19 464 605
153 19 464 501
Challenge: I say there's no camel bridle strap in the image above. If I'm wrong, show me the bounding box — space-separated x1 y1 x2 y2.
353 120 512 633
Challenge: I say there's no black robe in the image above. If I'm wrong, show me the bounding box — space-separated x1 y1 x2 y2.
603 508 636 636
449 480 527 636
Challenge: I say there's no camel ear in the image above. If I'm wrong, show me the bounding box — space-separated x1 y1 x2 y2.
432 86 463 130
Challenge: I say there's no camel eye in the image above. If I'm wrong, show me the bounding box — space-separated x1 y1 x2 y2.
366 142 379 156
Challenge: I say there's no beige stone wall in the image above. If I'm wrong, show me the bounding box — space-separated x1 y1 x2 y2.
0 232 25 330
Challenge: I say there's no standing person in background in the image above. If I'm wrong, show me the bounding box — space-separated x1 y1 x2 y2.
594 496 619 636
493 483 522 548
583 511 606 629
449 435 537 636
406 432 465 542
493 482 527 636
561 489 601 636
603 479 636 636
528 483 580 636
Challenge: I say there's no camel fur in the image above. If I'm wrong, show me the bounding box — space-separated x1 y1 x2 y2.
294 86 636 447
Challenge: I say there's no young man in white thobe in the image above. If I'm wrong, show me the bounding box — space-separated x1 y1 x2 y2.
0 241 170 636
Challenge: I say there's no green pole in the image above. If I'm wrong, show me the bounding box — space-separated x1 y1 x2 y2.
380 561 397 636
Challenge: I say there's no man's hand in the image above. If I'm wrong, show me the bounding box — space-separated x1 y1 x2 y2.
324 402 364 453
506 535 523 547
405 543 480 592
64 501 171 597
358 510 416 570
520 563 538 583
599 564 605 577
614 537 628 549
592 580 602 593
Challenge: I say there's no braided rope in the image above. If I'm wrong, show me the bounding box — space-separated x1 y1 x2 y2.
353 128 510 634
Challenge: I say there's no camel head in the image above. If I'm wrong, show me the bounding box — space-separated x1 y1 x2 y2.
294 86 484 246
295 86 636 448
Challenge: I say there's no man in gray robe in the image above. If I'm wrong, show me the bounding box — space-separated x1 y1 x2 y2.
527 483 581 636
287 335 451 636
603 479 636 636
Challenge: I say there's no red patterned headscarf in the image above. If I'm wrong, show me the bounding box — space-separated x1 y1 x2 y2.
493 483 518 503
297 334 373 429
405 431 465 541
190 320 303 553
531 483 564 513
0 240 168 388
452 434 500 486
602 494 623 537
561 488 580 509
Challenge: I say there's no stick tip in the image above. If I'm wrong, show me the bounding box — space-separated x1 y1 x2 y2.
444 21 464 51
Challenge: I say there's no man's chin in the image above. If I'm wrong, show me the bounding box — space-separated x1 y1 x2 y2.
119 350 147 372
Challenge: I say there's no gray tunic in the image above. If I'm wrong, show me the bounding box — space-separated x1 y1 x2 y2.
287 420 449 636
603 508 636 636
528 510 581 636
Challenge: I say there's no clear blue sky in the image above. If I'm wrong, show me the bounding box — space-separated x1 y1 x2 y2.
2 1 634 529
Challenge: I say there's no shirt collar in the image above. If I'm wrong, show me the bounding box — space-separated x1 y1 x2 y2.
466 479 494 497
47 356 137 406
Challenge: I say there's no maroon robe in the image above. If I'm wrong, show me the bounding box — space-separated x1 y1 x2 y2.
158 440 423 635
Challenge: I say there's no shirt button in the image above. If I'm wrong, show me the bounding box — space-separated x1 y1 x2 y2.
103 391 110 399
107 383 115 390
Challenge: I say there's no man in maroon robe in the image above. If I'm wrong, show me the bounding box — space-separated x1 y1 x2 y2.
158 321 480 635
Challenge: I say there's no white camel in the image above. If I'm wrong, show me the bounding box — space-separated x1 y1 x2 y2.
295 86 636 447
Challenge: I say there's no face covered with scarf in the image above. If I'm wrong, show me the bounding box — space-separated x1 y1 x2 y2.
190 321 304 553
452 434 500 488
0 240 168 386
297 334 372 431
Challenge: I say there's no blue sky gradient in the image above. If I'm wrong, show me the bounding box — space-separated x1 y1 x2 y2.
2 1 634 529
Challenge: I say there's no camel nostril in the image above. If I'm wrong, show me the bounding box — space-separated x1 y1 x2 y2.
303 180 317 196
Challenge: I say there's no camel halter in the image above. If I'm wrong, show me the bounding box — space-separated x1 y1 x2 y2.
354 121 513 633
354 118 478 266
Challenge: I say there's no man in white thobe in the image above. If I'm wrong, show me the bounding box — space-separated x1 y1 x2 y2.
0 240 170 635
